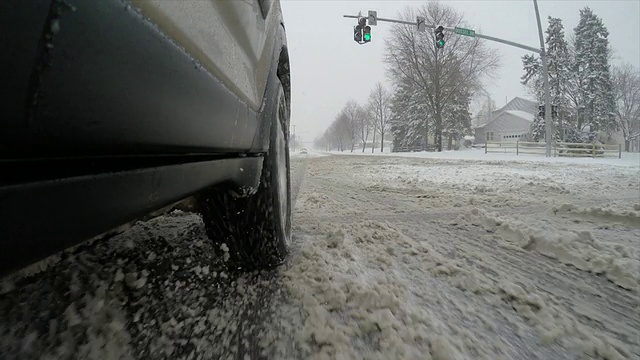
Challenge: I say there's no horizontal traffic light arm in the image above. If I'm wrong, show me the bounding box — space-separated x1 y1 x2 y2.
437 26 541 53
343 14 542 54
343 14 416 26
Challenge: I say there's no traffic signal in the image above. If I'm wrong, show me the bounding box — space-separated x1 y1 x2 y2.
353 17 366 43
435 26 445 48
353 25 362 42
354 17 372 44
363 26 372 42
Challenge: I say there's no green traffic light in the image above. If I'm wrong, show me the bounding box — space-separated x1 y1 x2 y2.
364 33 371 41
437 40 445 48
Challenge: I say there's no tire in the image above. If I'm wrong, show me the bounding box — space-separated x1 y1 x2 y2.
197 83 291 270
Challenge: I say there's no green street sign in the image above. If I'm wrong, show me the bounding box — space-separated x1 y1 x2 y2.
454 27 476 37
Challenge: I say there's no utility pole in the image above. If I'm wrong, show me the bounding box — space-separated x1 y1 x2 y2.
487 93 492 126
533 0 553 157
292 124 296 152
344 0 554 156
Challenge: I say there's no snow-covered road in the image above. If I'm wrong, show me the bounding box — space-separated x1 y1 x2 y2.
1 152 639 359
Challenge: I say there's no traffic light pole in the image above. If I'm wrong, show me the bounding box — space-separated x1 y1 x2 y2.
533 0 553 157
345 1 553 156
343 15 541 53
292 124 296 152
440 27 541 54
343 14 416 27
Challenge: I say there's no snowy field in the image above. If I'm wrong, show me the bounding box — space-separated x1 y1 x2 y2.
1 152 639 359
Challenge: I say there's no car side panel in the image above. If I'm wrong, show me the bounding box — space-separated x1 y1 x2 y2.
0 0 50 137
0 0 289 273
131 0 282 112
0 0 279 159
0 156 264 275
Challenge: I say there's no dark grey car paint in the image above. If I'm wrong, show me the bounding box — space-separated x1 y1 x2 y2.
0 0 289 274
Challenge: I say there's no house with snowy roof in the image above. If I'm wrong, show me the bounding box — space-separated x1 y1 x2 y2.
474 97 537 144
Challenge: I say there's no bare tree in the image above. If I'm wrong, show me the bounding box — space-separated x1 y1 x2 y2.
356 106 371 152
368 82 392 153
324 119 342 151
318 102 368 152
612 63 640 151
313 134 328 151
342 100 360 152
370 107 377 153
384 3 500 151
334 111 351 152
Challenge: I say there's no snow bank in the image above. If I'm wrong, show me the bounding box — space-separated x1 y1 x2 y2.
461 208 640 291
553 203 640 227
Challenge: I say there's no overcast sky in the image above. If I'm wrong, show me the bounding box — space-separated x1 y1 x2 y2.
280 0 640 143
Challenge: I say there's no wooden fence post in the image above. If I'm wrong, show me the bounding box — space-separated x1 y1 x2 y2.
619 144 622 159
485 142 487 154
592 143 596 158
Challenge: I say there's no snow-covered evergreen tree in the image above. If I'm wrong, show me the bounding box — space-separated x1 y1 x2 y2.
442 89 472 149
388 56 475 151
521 54 544 103
521 17 575 142
573 7 616 134
530 111 546 141
546 17 573 140
389 80 432 149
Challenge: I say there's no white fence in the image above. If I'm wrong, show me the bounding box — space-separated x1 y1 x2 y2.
392 145 439 153
485 141 622 158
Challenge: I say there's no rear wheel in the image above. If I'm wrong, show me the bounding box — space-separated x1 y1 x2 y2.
197 83 291 270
